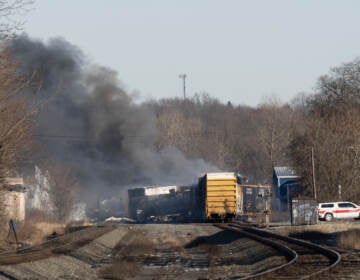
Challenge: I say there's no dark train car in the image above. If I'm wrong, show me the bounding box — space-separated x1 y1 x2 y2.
237 185 271 221
128 185 200 222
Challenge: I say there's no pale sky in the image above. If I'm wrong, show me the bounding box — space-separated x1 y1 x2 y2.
23 0 360 106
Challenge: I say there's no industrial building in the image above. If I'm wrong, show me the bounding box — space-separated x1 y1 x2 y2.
272 166 302 211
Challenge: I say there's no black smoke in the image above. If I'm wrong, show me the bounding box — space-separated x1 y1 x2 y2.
8 35 217 212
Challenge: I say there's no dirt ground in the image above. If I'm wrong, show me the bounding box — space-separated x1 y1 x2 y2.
98 224 284 280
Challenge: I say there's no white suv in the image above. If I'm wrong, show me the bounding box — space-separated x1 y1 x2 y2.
318 201 360 222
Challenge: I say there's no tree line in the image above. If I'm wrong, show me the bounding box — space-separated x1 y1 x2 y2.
148 94 295 184
149 59 360 203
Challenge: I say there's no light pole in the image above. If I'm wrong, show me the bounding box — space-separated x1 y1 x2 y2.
178 74 187 99
312 147 317 199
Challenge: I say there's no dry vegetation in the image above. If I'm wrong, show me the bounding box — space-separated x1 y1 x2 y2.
0 49 35 239
337 229 360 250
19 221 65 243
0 1 34 40
46 164 77 222
0 50 33 183
270 222 360 251
151 95 296 184
271 222 360 236
0 0 36 240
0 220 66 251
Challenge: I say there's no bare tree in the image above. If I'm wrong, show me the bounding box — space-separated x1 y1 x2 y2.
157 108 204 156
291 108 360 201
156 95 231 170
0 1 34 232
291 58 360 202
251 97 295 181
154 94 297 183
47 164 76 222
0 50 33 183
0 2 36 180
0 50 35 233
308 59 360 116
0 0 34 40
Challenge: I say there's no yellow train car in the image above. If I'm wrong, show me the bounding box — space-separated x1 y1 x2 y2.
199 172 237 221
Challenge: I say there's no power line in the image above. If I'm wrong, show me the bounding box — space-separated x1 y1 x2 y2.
33 130 232 142
33 134 94 142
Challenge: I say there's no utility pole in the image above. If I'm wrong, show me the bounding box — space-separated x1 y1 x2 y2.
178 74 187 99
312 147 317 199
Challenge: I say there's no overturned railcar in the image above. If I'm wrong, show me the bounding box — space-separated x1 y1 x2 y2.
199 172 237 222
128 185 200 222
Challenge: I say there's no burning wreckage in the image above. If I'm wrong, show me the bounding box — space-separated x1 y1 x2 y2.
128 185 201 222
128 172 272 223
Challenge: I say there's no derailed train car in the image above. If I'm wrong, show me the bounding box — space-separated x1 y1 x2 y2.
198 172 237 221
128 185 200 222
128 173 270 223
237 184 271 222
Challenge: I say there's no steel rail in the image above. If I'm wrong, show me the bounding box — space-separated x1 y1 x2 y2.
228 222 341 279
216 224 298 279
0 270 18 280
0 225 102 256
0 225 112 265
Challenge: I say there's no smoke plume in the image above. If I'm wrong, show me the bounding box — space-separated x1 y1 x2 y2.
8 35 217 212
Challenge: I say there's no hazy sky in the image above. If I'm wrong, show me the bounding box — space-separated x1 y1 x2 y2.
23 0 360 106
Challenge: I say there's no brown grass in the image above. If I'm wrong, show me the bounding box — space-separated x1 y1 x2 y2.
336 229 360 249
26 209 54 222
98 260 141 280
269 221 360 236
16 221 65 245
0 219 64 250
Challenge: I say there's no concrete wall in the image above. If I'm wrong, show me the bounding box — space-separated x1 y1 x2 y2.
2 177 26 222
3 191 26 222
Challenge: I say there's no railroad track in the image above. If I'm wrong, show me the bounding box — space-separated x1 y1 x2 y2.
0 225 113 266
1 223 355 279
113 224 288 279
218 223 341 280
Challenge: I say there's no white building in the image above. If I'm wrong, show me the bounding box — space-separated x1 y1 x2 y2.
2 177 26 222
